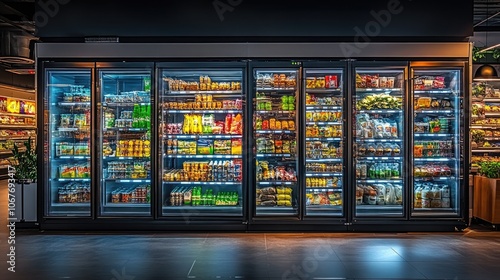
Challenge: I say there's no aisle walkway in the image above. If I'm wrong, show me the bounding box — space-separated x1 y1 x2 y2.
1 181 500 280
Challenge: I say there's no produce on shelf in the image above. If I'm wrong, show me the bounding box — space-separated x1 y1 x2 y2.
470 129 485 147
356 93 402 110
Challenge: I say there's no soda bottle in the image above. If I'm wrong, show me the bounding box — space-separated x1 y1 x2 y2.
144 76 151 92
132 104 140 128
145 104 151 129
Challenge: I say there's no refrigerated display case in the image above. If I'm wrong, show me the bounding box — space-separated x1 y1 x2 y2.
44 67 92 216
159 63 246 217
353 66 406 217
411 67 464 217
97 67 152 216
251 65 299 216
303 68 345 216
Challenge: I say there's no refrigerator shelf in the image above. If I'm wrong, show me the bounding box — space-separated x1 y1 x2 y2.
306 188 342 192
56 156 90 159
414 133 455 137
306 106 342 110
103 127 149 132
356 88 401 92
166 90 243 95
254 110 295 114
103 102 150 107
163 205 241 210
306 121 342 125
305 173 343 177
103 203 150 207
414 89 454 94
164 134 242 139
483 137 500 140
103 156 150 160
165 154 242 159
414 158 455 162
163 181 241 185
256 87 296 91
306 205 343 209
55 178 90 182
357 179 402 183
415 110 453 114
305 88 342 93
356 156 402 160
257 181 296 185
57 127 90 132
164 109 243 114
357 109 402 114
470 125 500 129
51 203 90 207
356 138 402 142
306 137 342 141
256 153 295 157
55 102 91 107
356 205 402 210
255 130 295 134
104 179 151 183
307 158 343 163
414 177 456 181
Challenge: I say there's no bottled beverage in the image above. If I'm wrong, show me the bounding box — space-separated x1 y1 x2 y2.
132 104 140 128
145 104 151 129
144 76 151 92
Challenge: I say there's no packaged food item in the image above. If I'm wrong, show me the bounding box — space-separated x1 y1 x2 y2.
325 75 338 88
231 138 242 155
197 139 213 155
306 77 316 89
416 97 432 109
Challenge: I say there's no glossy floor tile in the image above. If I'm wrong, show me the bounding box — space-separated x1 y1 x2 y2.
2 181 500 279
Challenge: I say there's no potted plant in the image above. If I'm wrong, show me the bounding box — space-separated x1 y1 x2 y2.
8 136 37 222
474 161 500 224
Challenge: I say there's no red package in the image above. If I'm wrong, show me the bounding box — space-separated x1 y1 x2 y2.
224 114 232 134
325 75 338 89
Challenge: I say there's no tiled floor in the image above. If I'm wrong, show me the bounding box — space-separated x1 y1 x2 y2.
1 181 500 280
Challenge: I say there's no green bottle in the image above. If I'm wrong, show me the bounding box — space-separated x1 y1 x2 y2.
132 104 140 128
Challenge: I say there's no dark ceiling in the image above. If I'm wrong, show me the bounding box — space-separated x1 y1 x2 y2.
0 0 500 37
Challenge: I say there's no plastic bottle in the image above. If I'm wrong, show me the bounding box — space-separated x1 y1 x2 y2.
132 104 139 128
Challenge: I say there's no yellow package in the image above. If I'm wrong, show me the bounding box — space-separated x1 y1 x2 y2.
281 120 288 130
288 120 295 130
275 120 282 130
269 118 276 130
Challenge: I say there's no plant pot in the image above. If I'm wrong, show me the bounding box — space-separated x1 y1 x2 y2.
474 176 500 224
12 180 37 223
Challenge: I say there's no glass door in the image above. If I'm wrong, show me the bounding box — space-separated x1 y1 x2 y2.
353 66 406 217
303 68 345 216
159 64 245 217
45 68 92 216
411 68 463 217
252 67 299 216
97 68 152 216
